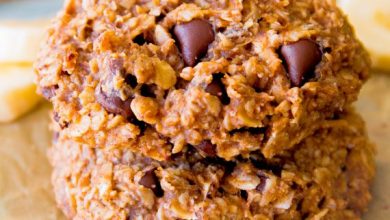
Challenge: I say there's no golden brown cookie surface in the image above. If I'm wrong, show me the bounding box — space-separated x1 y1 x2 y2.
50 109 375 219
35 0 370 161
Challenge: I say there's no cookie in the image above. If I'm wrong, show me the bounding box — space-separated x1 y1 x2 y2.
35 0 370 161
49 109 375 219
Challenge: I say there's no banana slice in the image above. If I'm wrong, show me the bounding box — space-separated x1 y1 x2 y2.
0 64 42 123
0 20 49 63
339 0 390 71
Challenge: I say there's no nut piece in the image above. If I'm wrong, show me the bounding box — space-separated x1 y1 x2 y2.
153 59 177 90
131 96 159 124
227 164 261 190
154 25 171 45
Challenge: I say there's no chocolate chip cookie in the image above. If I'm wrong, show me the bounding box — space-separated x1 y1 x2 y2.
35 0 371 161
49 109 375 219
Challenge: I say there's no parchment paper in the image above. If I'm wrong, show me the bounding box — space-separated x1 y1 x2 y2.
357 72 390 220
0 103 65 220
0 73 389 220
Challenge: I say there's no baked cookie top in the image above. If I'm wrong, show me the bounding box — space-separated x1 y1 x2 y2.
36 0 370 161
50 109 375 219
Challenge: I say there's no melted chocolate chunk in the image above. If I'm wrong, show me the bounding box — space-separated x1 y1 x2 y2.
139 169 164 197
195 141 217 157
205 74 230 105
255 173 268 192
95 85 134 118
280 39 322 87
173 19 215 66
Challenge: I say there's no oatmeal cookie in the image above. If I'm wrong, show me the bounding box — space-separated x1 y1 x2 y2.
50 109 375 219
36 0 370 161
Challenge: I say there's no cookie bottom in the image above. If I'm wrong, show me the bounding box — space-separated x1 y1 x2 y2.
50 109 375 220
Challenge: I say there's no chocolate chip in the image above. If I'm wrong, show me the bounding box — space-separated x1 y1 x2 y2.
205 74 230 105
95 85 134 118
140 84 157 98
139 170 157 188
205 79 223 96
256 181 265 192
195 141 217 157
280 39 322 87
173 19 214 66
41 85 58 100
139 169 164 197
255 173 268 192
125 74 138 88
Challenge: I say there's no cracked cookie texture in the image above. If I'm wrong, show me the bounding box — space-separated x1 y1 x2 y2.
50 109 375 220
35 0 371 161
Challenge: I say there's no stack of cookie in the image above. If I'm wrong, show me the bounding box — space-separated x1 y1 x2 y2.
35 0 375 219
